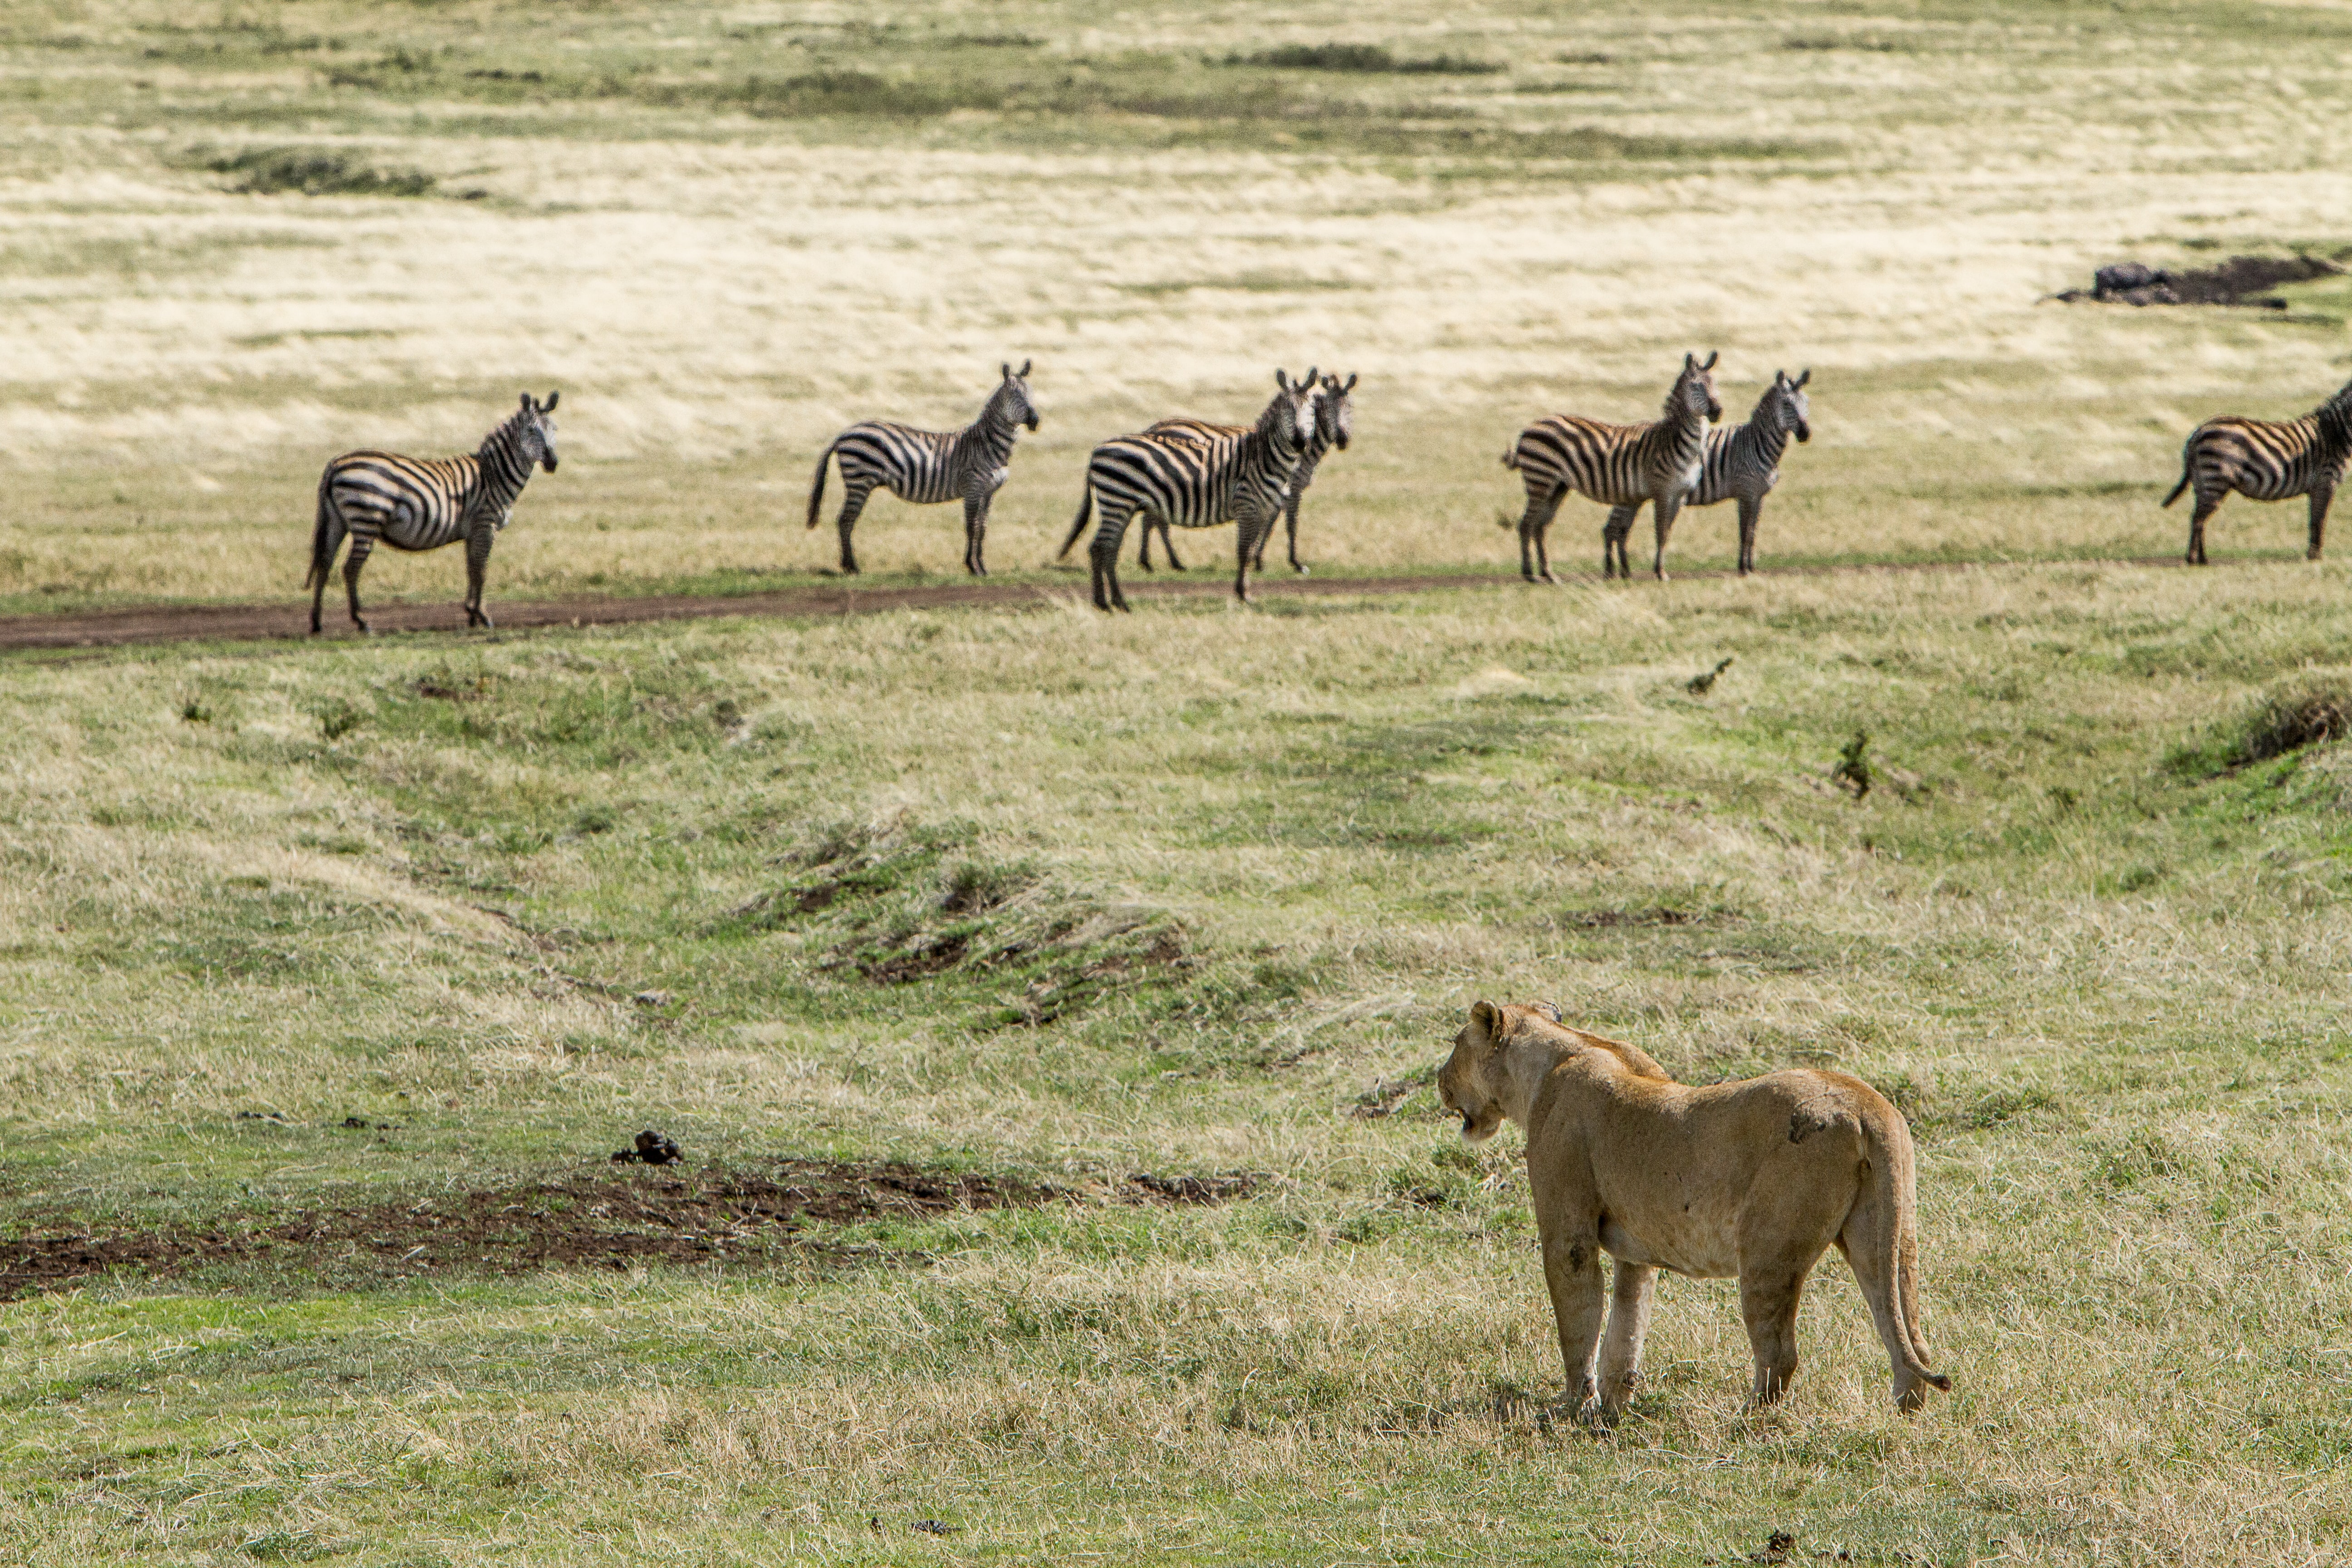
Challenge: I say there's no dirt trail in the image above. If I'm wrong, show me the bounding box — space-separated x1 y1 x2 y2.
0 1160 1258 1298
0 557 2186 652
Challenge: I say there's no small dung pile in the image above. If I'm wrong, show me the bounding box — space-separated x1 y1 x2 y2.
2054 254 2342 309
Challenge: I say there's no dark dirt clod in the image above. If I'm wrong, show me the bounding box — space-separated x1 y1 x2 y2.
1566 906 1700 928
0 1160 1258 1300
1125 1172 1257 1204
1748 1530 1797 1564
2056 253 2342 309
612 1129 682 1165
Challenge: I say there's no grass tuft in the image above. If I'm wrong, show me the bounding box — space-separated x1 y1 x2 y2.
1229 44 1505 75
194 145 438 197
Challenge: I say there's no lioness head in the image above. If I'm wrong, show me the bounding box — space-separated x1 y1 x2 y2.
1438 1000 1519 1143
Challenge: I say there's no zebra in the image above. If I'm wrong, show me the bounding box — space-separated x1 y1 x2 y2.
2163 376 2352 564
1056 368 1318 612
1139 371 1357 575
805 361 1039 576
306 392 559 635
1501 351 1720 583
1624 368 1810 577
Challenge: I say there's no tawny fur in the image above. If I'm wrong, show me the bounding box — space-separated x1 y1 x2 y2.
1437 1002 1950 1419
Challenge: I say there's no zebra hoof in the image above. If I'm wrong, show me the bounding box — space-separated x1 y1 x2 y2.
1294 565 1309 576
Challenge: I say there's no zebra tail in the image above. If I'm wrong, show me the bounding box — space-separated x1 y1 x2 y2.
1499 442 1521 470
806 440 837 529
2161 461 2191 509
304 470 336 590
1058 488 1094 560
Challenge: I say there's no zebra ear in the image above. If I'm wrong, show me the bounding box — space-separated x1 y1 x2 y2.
1276 369 1290 390
1019 358 1032 377
520 393 534 412
1794 368 1811 388
543 390 559 411
1343 372 1357 392
1700 350 1719 371
1303 366 1318 388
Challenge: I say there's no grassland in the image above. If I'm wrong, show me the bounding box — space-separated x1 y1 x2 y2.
8 0 2352 1564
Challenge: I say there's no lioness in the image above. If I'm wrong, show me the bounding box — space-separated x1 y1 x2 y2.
1438 1001 1950 1417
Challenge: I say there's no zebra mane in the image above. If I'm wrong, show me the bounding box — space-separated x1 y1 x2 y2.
479 404 534 458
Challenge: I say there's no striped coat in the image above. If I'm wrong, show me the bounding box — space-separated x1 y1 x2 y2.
1645 368 1811 576
1142 371 1357 575
2164 377 2352 564
1057 369 1318 611
307 392 559 634
806 362 1039 576
1503 352 1720 582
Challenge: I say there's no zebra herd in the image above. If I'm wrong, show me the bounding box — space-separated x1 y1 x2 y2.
299 362 2352 632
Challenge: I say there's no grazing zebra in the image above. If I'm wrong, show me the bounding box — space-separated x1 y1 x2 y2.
1622 368 1810 577
805 361 1039 576
2163 376 2352 564
1056 369 1318 611
1502 351 1720 583
306 392 559 635
1141 371 1357 575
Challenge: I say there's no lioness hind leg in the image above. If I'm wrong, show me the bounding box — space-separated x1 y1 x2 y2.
1838 1213 1942 1412
1738 1271 1805 1406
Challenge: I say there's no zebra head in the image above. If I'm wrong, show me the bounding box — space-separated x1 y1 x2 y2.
512 391 559 472
491 390 555 472
1269 367 1319 454
1768 368 1812 444
992 359 1040 432
1671 351 1722 424
1318 372 1357 451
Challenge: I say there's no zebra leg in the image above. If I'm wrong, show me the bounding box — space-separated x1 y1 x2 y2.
1160 521 1185 571
1137 520 1156 571
342 533 376 633
833 482 873 574
309 511 347 635
1651 495 1684 581
2188 493 2219 565
1602 503 1638 580
1526 487 1567 584
464 524 495 628
1515 481 1555 582
1233 516 1262 605
1284 490 1306 574
1090 501 1135 613
2309 485 2334 561
963 495 987 576
1737 495 1762 575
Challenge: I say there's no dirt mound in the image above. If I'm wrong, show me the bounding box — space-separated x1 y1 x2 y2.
2054 254 2342 309
0 1160 1259 1300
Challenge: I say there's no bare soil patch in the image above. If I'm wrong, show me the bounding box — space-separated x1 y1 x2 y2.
0 558 2189 654
2055 254 2344 308
0 1160 1259 1299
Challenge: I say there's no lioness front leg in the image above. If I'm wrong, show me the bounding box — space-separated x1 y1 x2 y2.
1540 1230 1607 1419
1597 1262 1657 1418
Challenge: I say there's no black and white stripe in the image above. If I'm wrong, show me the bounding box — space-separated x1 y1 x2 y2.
2163 376 2352 564
1057 369 1318 611
1141 371 1357 576
1638 368 1810 577
306 391 559 634
1501 351 1720 583
806 361 1039 575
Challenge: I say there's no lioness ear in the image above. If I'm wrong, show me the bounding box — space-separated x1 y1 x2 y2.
1469 1000 1502 1045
